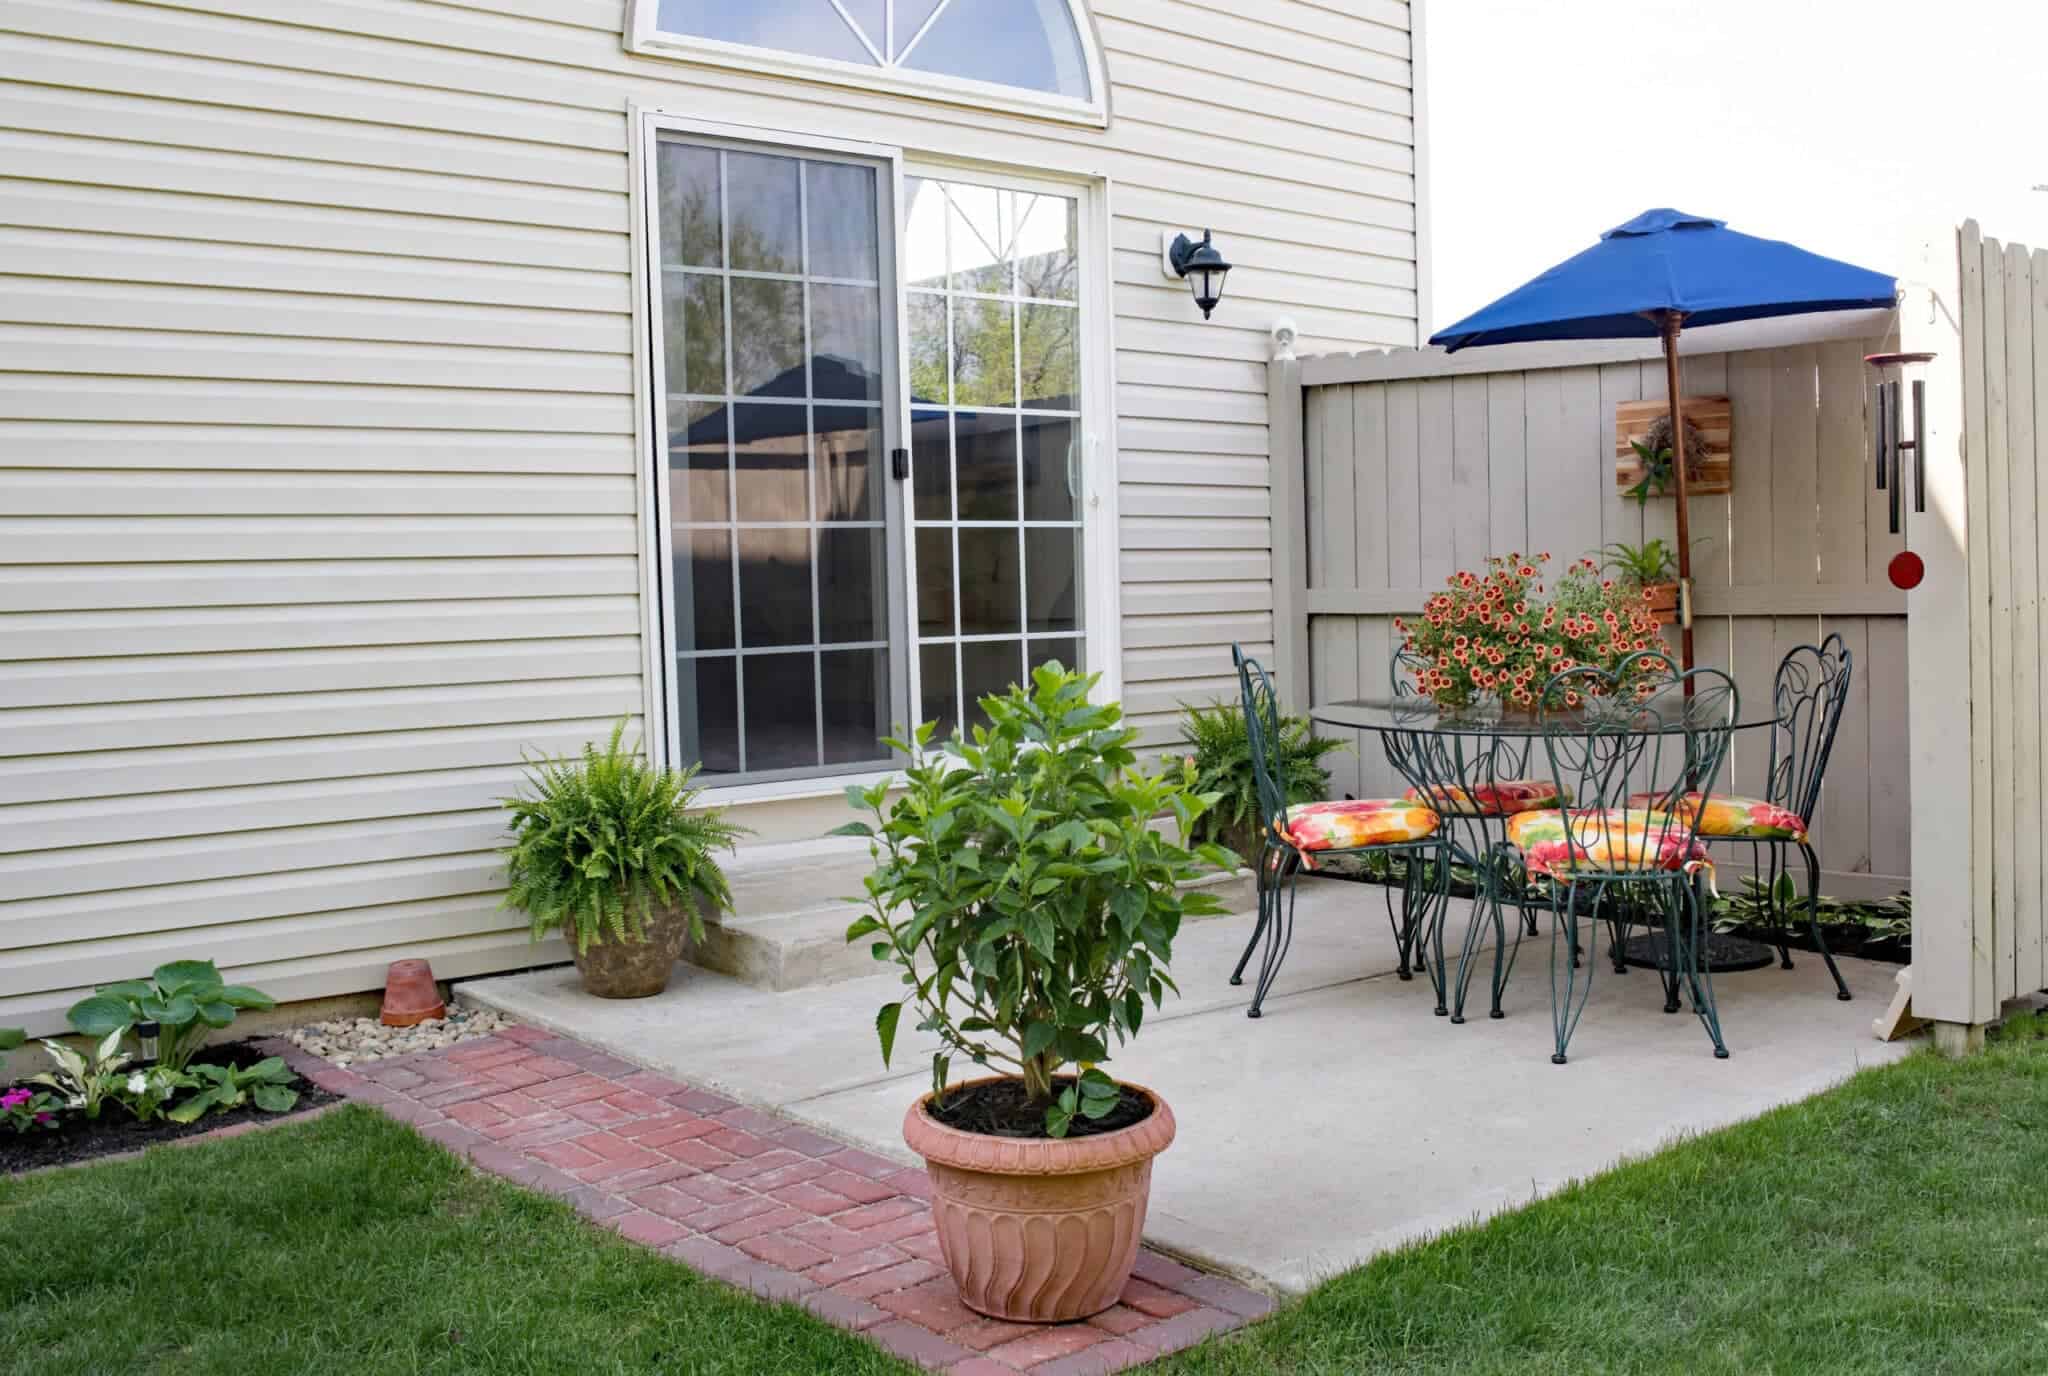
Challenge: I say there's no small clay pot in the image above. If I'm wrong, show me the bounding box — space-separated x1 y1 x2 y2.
569 900 694 999
379 959 446 1027
902 1076 1176 1323
1642 581 1680 626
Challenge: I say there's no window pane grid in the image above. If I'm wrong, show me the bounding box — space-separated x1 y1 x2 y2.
660 137 892 781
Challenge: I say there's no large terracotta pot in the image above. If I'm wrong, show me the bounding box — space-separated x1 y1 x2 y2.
568 901 693 999
901 1077 1177 1323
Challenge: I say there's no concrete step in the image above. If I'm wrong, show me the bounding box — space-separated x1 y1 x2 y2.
690 836 1258 993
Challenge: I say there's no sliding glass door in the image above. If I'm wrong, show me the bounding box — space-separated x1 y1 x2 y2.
652 132 905 783
902 173 1086 743
647 128 1096 786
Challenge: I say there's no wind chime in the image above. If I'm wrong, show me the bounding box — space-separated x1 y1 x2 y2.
1865 351 1936 589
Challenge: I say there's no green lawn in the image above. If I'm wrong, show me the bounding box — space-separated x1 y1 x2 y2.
0 1107 911 1376
1161 1011 2048 1376
7 1019 2048 1376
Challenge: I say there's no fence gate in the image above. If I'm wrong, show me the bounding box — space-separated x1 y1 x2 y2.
1903 221 2048 1040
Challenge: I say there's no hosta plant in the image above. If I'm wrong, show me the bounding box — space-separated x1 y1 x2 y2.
1173 699 1343 861
166 1056 299 1124
502 721 746 954
0 1027 23 1053
67 960 277 1074
30 1029 129 1120
838 663 1234 1137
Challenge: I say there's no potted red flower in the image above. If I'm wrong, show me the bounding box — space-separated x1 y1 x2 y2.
1394 552 1670 711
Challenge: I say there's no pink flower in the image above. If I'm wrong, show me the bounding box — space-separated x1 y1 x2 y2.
0 1088 31 1110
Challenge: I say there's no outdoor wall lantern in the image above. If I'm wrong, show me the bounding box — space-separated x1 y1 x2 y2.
1163 229 1232 319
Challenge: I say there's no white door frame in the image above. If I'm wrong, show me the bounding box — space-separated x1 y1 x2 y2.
630 108 1119 806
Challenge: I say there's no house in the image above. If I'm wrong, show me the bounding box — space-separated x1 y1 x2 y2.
0 0 1428 1031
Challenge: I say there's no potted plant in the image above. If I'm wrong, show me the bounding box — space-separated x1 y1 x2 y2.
1598 539 1681 624
502 722 745 999
1622 412 1707 505
1173 697 1343 863
838 664 1233 1322
1394 553 1671 710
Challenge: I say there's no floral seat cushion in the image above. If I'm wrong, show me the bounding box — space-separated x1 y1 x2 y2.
1505 807 1709 878
1278 799 1438 857
1403 779 1566 816
1626 792 1809 843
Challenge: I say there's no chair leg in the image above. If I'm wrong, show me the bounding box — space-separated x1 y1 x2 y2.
1228 835 1272 987
1800 841 1853 1002
1426 852 1453 1017
1548 879 1593 1064
1765 841 1795 970
1674 872 1729 1058
1247 851 1301 1018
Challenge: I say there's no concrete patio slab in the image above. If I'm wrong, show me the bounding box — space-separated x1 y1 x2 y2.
467 884 1916 1295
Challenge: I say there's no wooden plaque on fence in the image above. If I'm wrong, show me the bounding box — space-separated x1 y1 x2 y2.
1614 395 1733 496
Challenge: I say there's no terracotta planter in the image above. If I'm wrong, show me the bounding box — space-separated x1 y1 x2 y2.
568 900 694 999
902 1077 1177 1323
1642 581 1680 626
379 959 446 1026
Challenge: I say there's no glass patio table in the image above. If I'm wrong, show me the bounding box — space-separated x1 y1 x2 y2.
1310 694 1780 1022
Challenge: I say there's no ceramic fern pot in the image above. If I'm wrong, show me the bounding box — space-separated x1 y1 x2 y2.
569 901 693 999
901 1077 1177 1323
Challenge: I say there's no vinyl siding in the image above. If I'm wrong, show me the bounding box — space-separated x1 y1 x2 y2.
0 0 1420 1032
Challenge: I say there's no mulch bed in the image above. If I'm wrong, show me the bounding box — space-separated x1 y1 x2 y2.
1 1038 339 1175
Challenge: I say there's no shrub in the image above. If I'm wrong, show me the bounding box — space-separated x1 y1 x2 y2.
67 961 277 1074
838 663 1233 1137
502 721 746 955
1173 698 1343 858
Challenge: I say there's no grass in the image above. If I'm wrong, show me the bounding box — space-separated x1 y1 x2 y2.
1160 1011 2048 1376
8 1021 2048 1376
0 1106 911 1376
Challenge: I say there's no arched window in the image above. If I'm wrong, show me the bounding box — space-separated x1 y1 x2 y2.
628 0 1106 124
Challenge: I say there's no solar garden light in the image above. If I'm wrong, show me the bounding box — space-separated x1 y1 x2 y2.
135 1020 160 1065
1163 229 1232 319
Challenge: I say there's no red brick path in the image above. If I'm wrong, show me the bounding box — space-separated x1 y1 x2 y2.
261 1029 1272 1372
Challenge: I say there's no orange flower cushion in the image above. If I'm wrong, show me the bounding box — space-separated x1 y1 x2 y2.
1505 807 1709 878
1403 779 1565 816
1278 799 1438 854
1626 792 1809 842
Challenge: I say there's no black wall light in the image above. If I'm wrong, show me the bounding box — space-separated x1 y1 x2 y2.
1165 229 1232 319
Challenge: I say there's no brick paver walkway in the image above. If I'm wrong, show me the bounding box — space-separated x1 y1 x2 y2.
261 1027 1272 1373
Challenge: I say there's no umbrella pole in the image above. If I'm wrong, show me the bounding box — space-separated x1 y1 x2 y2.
1659 310 1695 679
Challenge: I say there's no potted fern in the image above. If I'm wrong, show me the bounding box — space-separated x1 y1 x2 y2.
1174 699 1342 862
502 722 745 999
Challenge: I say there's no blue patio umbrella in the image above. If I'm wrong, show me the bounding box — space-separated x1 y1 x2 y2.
1429 209 1896 669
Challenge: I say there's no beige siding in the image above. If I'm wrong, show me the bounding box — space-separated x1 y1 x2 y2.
0 0 1420 1032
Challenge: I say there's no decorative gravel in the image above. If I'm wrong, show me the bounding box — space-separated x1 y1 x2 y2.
285 999 515 1068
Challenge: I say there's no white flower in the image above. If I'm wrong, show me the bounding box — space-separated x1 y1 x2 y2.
127 1072 148 1094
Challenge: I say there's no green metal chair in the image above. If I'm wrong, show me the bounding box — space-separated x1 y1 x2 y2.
1511 653 1740 1063
1228 646 1451 1018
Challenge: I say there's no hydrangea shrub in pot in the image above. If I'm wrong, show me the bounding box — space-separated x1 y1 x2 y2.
502 722 745 999
839 664 1233 1322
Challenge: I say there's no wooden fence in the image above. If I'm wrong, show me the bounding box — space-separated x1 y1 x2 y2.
1268 322 1911 900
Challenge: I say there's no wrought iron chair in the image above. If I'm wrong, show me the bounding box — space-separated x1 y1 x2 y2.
1381 645 1561 1019
1627 635 1855 1001
1226 646 1451 1018
1512 653 1740 1063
